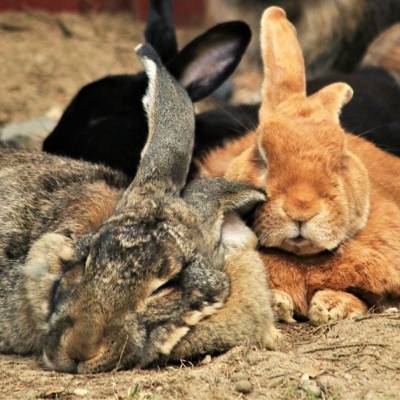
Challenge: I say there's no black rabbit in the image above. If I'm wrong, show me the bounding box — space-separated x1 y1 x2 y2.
43 0 400 180
43 0 251 176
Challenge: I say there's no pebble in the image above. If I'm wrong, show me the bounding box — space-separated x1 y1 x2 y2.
300 374 321 398
200 354 212 365
235 380 253 395
73 388 88 397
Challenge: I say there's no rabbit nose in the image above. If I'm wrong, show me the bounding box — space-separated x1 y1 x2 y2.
65 324 104 364
42 347 78 373
283 197 321 223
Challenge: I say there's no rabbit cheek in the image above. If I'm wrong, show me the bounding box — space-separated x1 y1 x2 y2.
302 205 347 252
253 199 295 249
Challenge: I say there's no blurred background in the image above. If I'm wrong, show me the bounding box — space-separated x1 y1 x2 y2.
0 0 399 130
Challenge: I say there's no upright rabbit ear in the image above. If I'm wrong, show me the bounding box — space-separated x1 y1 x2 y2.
168 21 251 102
260 7 306 113
183 178 265 246
313 82 354 123
145 0 178 64
119 44 195 206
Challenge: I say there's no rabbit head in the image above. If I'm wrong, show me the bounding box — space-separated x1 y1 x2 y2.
42 45 265 373
226 7 370 256
43 0 251 178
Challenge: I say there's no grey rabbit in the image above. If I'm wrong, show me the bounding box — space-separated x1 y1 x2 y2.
0 44 278 373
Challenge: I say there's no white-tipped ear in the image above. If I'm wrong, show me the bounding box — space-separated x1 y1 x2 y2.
135 44 159 118
314 82 354 122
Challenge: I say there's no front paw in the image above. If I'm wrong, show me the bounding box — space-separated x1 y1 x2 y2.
23 233 76 278
308 289 368 326
271 289 296 323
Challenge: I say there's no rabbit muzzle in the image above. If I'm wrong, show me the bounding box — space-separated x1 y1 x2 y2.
254 195 348 256
43 316 106 373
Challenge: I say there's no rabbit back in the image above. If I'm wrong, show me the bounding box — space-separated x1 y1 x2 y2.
0 148 127 354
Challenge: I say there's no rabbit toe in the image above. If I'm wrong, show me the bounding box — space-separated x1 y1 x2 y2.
271 289 296 323
262 323 282 350
308 289 368 326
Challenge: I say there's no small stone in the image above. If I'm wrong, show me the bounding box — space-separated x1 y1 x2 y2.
200 355 212 365
300 374 321 398
317 375 341 392
235 380 253 395
73 388 88 397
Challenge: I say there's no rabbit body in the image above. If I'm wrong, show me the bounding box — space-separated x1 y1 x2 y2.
0 44 277 373
0 148 127 354
199 7 400 324
40 0 400 180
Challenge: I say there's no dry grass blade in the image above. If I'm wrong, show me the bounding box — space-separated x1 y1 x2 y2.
303 343 388 354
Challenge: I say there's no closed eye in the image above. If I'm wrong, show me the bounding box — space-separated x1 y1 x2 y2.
150 273 181 297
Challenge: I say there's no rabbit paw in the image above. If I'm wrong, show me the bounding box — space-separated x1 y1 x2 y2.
308 289 368 326
262 323 282 350
23 233 76 278
271 289 296 323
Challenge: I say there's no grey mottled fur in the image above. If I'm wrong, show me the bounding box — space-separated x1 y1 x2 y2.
0 44 276 373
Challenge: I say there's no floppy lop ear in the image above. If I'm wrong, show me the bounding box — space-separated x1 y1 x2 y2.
260 7 306 114
313 82 354 122
183 178 265 248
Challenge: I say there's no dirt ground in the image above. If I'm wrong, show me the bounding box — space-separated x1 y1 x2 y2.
1 11 400 400
0 313 399 400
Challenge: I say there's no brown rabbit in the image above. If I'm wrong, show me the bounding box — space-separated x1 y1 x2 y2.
0 44 278 373
199 7 400 324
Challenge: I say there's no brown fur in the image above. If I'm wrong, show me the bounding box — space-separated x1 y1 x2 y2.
60 182 121 236
0 45 278 373
170 213 280 359
199 7 400 323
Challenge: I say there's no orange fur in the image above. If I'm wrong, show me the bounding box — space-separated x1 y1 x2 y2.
198 7 400 321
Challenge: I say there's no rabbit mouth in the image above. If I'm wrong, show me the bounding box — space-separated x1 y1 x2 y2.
280 237 325 256
75 349 115 374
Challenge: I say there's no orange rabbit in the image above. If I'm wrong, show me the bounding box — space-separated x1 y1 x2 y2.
200 7 400 324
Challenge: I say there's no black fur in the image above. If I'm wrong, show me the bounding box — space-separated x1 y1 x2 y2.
145 0 178 64
43 1 400 179
43 21 251 177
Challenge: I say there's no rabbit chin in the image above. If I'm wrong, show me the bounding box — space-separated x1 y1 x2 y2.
257 225 343 256
279 238 326 256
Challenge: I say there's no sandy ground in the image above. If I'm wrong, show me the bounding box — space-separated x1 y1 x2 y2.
1 11 400 400
1 313 399 400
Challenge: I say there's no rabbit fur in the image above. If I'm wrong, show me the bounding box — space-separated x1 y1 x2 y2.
43 0 252 178
0 44 277 373
199 7 400 325
219 0 400 76
40 0 400 181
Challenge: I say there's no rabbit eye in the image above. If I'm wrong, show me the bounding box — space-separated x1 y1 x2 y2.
151 274 181 297
251 145 268 169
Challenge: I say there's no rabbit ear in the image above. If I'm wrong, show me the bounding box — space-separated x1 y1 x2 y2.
120 44 195 200
145 0 178 64
313 82 354 122
260 7 306 113
183 178 265 245
168 21 251 102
